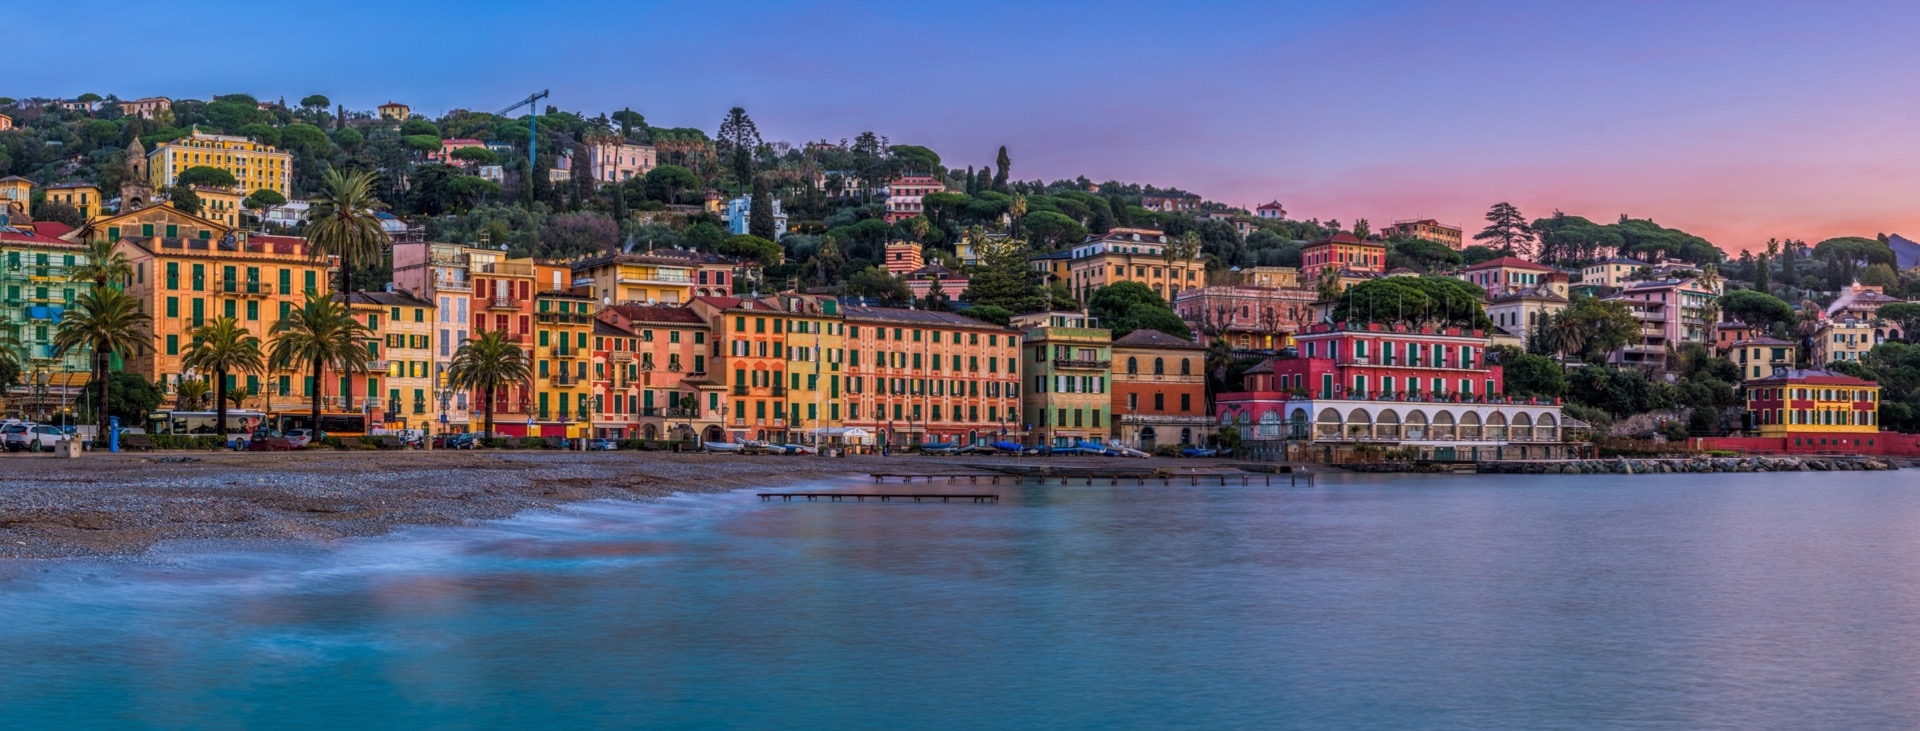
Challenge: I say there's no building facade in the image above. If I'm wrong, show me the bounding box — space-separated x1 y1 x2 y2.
1745 369 1880 443
585 138 656 184
1604 278 1715 367
883 174 943 223
148 131 293 198
1110 329 1209 450
1299 233 1386 284
337 292 437 430
1141 193 1200 212
1380 219 1463 249
592 304 720 441
1459 256 1562 298
1018 311 1113 447
844 307 1022 447
1813 317 1874 365
1051 228 1206 302
42 183 101 221
1729 338 1796 382
0 224 93 417
1579 257 1647 288
1172 284 1314 350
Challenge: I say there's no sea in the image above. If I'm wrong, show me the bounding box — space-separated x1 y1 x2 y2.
2 470 1919 730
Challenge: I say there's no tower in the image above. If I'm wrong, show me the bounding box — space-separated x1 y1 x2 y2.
120 138 154 212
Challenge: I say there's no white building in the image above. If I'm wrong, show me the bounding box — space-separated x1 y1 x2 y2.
726 195 788 238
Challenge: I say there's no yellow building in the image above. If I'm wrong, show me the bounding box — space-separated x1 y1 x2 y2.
192 186 244 229
149 130 293 198
533 291 596 438
1580 257 1649 288
571 253 698 305
71 206 333 409
766 292 846 442
689 292 846 444
1050 228 1207 303
1746 369 1879 438
378 102 410 121
0 176 30 220
339 292 437 430
43 183 102 221
1729 337 1796 382
1813 317 1874 365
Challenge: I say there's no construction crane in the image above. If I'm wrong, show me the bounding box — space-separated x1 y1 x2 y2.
498 90 551 177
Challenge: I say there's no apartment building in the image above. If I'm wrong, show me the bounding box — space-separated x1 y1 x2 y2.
1110 329 1209 450
844 307 1023 448
1018 311 1113 447
148 130 293 198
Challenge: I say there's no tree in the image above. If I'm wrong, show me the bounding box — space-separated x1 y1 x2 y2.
1754 253 1771 295
306 169 388 294
749 176 776 240
1021 211 1086 249
718 234 782 265
685 222 728 251
1555 296 1640 362
716 107 761 193
82 372 162 431
959 228 1043 312
993 146 1010 192
1461 245 1502 265
175 378 211 411
1875 302 1920 342
1329 276 1493 330
961 305 1013 326
70 238 131 289
31 199 84 228
181 317 265 438
1387 238 1463 273
53 288 151 440
1719 289 1795 332
447 329 532 437
1492 346 1567 398
1352 218 1371 240
645 165 698 205
1087 282 1192 339
269 292 373 435
450 146 498 166
844 266 911 305
166 185 202 216
400 119 439 137
299 94 331 110
539 211 618 258
235 123 280 148
1474 202 1535 256
243 189 287 226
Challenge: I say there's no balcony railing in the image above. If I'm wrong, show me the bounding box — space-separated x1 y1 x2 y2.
214 279 274 296
535 312 591 325
549 373 578 386
550 346 579 358
487 296 519 310
1052 358 1111 370
732 385 749 396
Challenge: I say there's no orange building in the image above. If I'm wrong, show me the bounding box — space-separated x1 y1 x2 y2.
1110 329 1211 450
688 293 846 444
467 250 537 430
593 304 722 441
843 307 1023 447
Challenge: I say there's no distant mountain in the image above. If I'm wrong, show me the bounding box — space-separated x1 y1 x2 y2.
1890 234 1920 269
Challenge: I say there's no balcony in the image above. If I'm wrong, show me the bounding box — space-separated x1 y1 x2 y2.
550 346 579 359
534 312 591 325
215 279 274 297
549 373 578 386
771 385 787 397
433 276 471 292
367 359 390 372
487 296 520 310
732 385 749 396
1053 358 1112 370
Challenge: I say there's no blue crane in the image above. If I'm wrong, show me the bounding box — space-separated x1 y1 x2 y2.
498 90 550 179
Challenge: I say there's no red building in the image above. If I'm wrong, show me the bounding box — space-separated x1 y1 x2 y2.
884 175 944 223
1299 233 1386 284
1111 329 1210 450
1215 321 1573 461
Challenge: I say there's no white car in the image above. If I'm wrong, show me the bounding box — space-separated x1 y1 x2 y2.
4 424 67 452
283 429 317 449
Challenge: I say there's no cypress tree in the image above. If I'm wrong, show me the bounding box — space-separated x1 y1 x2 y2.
749 176 776 241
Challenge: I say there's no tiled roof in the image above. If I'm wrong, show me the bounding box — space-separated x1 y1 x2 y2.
692 295 779 311
845 306 1010 329
29 221 72 238
1747 368 1877 387
603 303 708 325
1464 256 1555 272
0 226 78 246
1112 328 1205 350
336 290 435 308
594 320 634 337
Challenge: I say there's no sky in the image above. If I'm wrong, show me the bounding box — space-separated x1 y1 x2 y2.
17 0 1920 252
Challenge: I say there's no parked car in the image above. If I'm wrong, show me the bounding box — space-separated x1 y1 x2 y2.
283 429 317 449
244 429 299 451
436 432 480 450
4 423 66 452
586 438 618 451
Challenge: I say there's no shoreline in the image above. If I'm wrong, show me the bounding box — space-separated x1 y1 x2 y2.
0 451 1230 561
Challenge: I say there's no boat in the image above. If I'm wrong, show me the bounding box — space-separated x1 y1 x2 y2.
703 441 743 452
993 441 1025 453
1109 446 1152 459
1181 447 1219 458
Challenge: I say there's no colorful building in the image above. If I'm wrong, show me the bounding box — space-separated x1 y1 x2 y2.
1048 228 1207 303
1459 256 1563 299
42 183 102 221
883 174 944 223
1813 317 1874 365
592 304 720 441
0 176 31 220
1604 278 1716 368
1214 321 1573 462
0 224 93 417
1299 232 1386 285
844 306 1022 447
689 293 844 444
882 241 924 275
1172 284 1314 350
1017 311 1112 447
1141 193 1200 212
1485 285 1569 347
1579 257 1648 288
378 102 410 121
570 252 732 306
1255 201 1287 219
118 97 171 120
1110 329 1209 450
584 138 656 184
390 242 474 430
192 186 243 229
1744 369 1879 441
1380 219 1463 249
465 250 536 431
529 290 596 438
148 130 293 198
1729 338 1796 382
337 292 437 430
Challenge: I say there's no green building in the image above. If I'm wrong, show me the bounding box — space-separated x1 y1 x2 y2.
0 225 95 420
1016 311 1113 448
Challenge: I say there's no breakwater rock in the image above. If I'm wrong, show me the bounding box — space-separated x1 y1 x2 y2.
1478 456 1898 475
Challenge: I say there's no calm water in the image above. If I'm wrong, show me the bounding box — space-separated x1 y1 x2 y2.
4 471 1920 730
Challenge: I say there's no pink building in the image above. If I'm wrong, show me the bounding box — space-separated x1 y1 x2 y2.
432 138 487 165
1604 278 1717 369
1458 256 1562 298
884 174 943 222
1173 285 1316 350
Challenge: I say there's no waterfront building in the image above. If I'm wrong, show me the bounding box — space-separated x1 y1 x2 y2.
1017 311 1112 447
689 293 844 444
571 252 707 306
0 223 93 416
1299 232 1385 285
391 242 474 430
466 249 537 432
1604 278 1715 368
1380 219 1463 249
1579 257 1648 288
1110 329 1209 450
1729 338 1796 382
1812 317 1874 365
42 183 101 221
336 291 437 430
1214 321 1572 462
148 130 293 198
82 207 331 411
1459 256 1563 299
584 138 656 184
1743 369 1879 445
1048 228 1206 303
844 306 1022 447
1172 284 1314 350
593 304 720 441
883 174 943 223
530 290 596 439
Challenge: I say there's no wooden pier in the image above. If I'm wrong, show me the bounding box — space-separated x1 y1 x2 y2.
866 472 1315 487
760 492 1000 503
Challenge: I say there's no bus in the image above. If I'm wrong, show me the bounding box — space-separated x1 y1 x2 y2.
272 412 369 438
148 410 270 445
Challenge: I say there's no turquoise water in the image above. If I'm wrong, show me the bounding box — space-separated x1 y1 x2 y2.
5 471 1920 729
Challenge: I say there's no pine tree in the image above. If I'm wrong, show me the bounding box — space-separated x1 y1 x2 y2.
1473 202 1536 257
1755 254 1771 295
749 176 775 241
959 228 1040 312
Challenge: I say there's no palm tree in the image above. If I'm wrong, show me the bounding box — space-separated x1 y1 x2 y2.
306 168 388 295
1545 310 1592 360
175 378 211 411
70 238 132 290
52 287 151 438
1007 193 1028 237
268 292 373 433
1315 266 1342 302
447 329 532 438
181 317 265 437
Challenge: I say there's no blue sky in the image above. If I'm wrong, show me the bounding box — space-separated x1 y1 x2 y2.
17 0 1920 249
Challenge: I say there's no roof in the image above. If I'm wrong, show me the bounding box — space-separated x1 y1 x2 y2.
0 226 79 247
1747 368 1877 387
336 290 435 308
1489 286 1569 303
1029 250 1072 261
29 221 72 238
1256 201 1285 210
1730 337 1794 347
1111 329 1205 350
594 320 634 337
1464 256 1555 272
442 138 485 145
602 303 708 325
1304 232 1381 248
844 306 1010 329
43 182 97 190
691 295 780 311
1589 257 1646 266
571 252 727 271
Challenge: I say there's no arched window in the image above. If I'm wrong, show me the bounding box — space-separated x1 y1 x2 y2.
1126 356 1138 375
1180 358 1191 376
1153 357 1165 375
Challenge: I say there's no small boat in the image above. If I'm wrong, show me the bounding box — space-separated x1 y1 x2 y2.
1109 446 1151 459
993 441 1025 453
1181 447 1219 458
703 441 743 452
781 444 818 455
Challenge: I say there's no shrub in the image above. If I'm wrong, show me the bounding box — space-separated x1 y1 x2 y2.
617 439 647 450
1155 444 1182 457
356 436 383 449
151 434 224 450
484 437 514 449
319 435 344 449
517 437 546 449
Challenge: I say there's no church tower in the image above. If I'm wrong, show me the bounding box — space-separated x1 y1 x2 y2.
120 138 154 212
